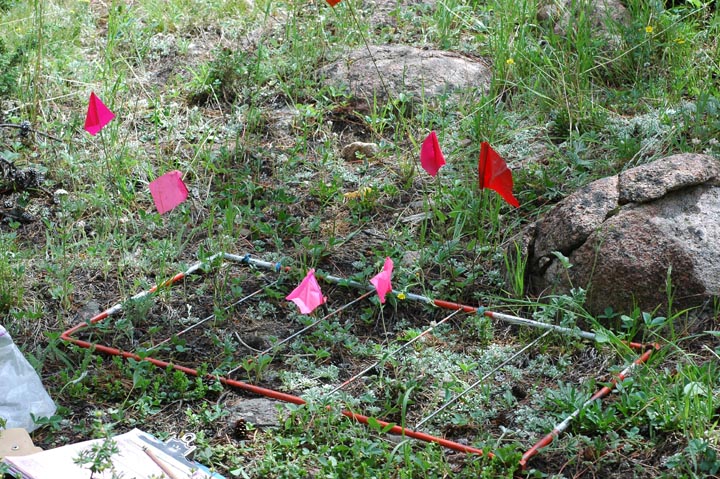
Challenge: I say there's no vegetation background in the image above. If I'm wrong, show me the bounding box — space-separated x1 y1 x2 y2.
1 0 720 477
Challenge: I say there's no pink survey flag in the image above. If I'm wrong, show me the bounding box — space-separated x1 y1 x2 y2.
84 92 115 135
149 170 189 214
286 269 327 314
478 142 520 208
419 131 446 176
370 257 393 304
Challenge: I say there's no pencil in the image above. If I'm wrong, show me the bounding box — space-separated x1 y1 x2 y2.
143 446 182 479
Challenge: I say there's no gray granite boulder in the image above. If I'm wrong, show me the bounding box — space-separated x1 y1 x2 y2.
322 45 491 102
538 0 630 38
526 153 720 316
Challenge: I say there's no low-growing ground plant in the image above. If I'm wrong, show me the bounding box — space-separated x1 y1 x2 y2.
1 0 720 476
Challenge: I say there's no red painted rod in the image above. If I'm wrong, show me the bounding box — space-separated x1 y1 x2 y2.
62 333 307 405
339 409 487 456
62 325 487 455
59 253 657 468
60 264 487 458
519 345 658 469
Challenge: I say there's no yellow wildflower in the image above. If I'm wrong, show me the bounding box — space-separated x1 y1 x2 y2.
343 187 373 203
397 292 406 300
506 58 515 65
645 25 654 33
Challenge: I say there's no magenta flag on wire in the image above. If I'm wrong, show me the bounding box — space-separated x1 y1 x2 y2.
286 269 327 314
419 131 446 176
149 170 189 214
84 92 115 136
370 257 393 304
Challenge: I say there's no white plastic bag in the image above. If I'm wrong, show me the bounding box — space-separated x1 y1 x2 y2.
0 325 56 432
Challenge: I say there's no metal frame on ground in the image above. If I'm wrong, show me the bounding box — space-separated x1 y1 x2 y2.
60 252 658 469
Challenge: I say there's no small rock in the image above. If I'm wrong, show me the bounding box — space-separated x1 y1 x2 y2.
341 142 379 161
401 250 421 268
77 300 101 321
226 398 287 428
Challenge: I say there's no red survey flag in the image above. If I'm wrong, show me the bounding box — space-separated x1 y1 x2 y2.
370 257 393 304
84 92 115 136
286 269 327 314
325 0 341 6
419 131 446 176
478 142 520 207
149 170 189 214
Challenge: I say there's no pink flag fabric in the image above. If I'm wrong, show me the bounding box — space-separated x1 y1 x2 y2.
419 131 446 176
478 142 520 208
149 170 189 214
370 257 393 304
84 92 115 136
286 269 327 314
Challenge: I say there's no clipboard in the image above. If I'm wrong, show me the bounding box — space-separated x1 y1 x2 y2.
0 429 43 460
136 431 225 479
1 428 226 479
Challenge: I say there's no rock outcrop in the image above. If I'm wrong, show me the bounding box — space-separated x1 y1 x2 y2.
322 45 491 102
526 153 720 316
537 0 630 39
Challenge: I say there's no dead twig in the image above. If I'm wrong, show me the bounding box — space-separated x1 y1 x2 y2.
0 122 63 142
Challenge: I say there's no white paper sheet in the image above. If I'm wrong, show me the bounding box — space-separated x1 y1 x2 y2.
3 428 212 479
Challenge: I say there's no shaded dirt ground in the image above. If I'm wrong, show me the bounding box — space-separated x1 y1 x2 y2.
42 254 655 475
3 1 718 477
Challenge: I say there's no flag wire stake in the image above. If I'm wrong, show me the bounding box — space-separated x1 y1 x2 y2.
148 278 280 351
226 290 374 376
343 0 393 102
59 251 658 466
325 308 464 396
415 329 551 430
519 345 657 469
